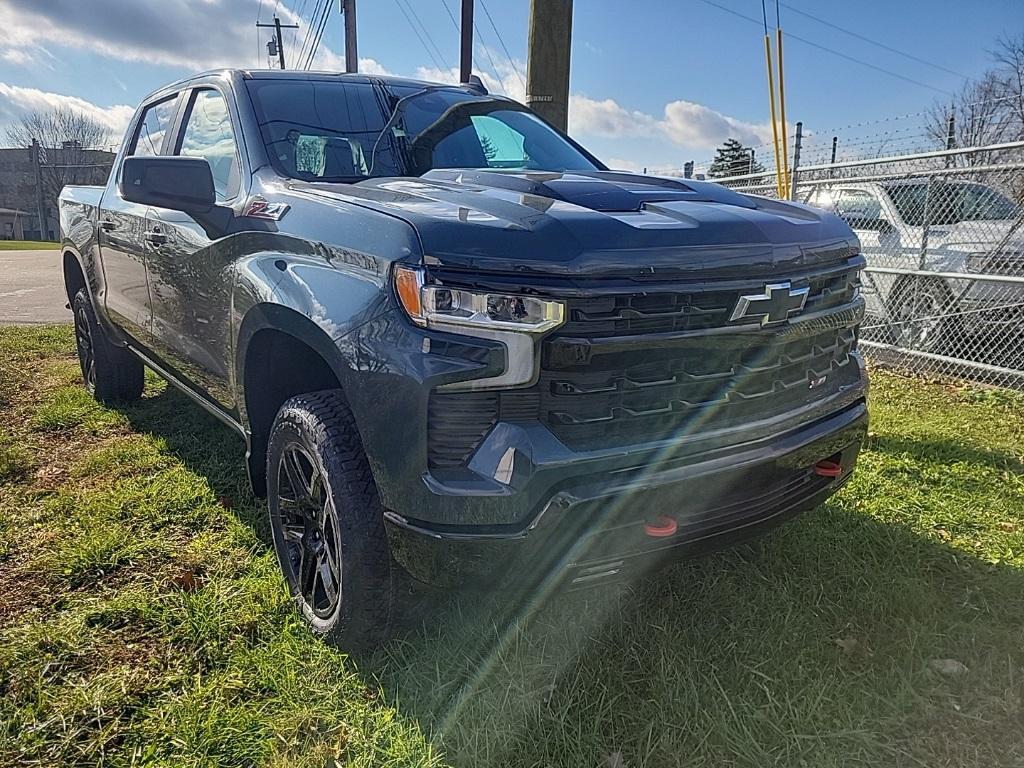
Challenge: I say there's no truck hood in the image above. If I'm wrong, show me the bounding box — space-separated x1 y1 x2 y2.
295 169 857 278
925 218 1024 250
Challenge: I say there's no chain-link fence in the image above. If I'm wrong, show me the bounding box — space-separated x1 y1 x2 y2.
706 140 1024 390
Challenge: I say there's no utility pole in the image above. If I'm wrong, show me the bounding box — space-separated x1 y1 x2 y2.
526 0 573 132
459 0 474 83
944 108 956 168
256 16 299 69
342 0 358 73
30 138 46 240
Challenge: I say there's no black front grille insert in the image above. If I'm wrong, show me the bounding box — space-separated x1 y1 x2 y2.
558 260 861 338
506 327 858 450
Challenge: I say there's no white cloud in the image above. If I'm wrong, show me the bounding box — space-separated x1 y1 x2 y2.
413 46 526 103
569 96 658 138
0 83 134 145
603 157 646 173
569 94 773 153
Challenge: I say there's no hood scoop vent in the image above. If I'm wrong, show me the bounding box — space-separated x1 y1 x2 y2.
421 169 758 213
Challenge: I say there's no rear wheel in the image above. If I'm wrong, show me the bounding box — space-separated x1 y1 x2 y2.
266 390 397 649
889 278 960 354
72 288 144 403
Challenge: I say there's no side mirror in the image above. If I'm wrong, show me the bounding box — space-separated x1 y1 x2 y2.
121 156 216 212
121 156 233 238
839 210 888 232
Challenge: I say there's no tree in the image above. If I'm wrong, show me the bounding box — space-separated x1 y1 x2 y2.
707 138 764 179
5 108 113 205
926 35 1024 156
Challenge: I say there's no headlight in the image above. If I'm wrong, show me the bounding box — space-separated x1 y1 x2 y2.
966 252 990 273
393 266 565 389
394 266 564 333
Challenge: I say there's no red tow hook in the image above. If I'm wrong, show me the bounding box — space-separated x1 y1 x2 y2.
814 459 844 478
644 515 678 538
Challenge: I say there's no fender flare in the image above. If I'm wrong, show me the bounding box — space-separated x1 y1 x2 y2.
234 302 356 428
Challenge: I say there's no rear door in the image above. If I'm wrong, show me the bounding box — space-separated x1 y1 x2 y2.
100 93 181 344
144 84 246 411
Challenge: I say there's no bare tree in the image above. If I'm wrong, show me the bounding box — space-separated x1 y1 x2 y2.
991 33 1024 141
4 108 113 204
925 34 1024 163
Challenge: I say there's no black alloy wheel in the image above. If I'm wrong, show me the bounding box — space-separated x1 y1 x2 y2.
275 442 343 619
74 298 97 394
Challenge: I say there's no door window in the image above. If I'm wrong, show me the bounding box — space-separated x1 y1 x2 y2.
837 190 883 222
130 97 178 157
176 89 241 201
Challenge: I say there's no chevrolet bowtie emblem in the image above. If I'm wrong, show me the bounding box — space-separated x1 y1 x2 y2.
729 282 809 326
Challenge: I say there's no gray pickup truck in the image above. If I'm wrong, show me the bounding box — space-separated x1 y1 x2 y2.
59 69 868 647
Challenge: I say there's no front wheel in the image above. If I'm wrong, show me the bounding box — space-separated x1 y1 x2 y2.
266 390 397 649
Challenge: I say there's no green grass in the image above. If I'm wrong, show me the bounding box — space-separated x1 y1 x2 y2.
1 324 1022 767
0 239 59 250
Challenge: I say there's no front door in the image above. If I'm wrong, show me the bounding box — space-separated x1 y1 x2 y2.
100 94 180 345
145 86 244 412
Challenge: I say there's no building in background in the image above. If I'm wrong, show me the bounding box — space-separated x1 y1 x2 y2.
0 146 114 241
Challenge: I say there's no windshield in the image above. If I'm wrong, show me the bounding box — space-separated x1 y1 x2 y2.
245 78 601 182
884 181 1021 226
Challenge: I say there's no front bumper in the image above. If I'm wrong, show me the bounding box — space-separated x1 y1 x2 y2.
384 398 868 587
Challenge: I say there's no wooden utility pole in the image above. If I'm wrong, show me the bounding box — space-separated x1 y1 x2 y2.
342 0 358 73
256 16 299 69
526 0 573 132
459 0 474 83
30 139 46 240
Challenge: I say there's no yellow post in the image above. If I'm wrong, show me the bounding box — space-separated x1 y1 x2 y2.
776 27 790 198
764 34 784 198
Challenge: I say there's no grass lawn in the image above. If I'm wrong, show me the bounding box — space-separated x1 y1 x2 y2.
0 240 59 250
1 325 1022 767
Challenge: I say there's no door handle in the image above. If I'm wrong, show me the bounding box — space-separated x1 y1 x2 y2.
144 230 167 245
100 220 117 231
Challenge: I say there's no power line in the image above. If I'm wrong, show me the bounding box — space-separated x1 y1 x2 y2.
779 2 970 81
301 0 330 69
696 0 953 97
394 0 449 72
297 0 327 68
405 0 451 70
479 0 525 91
256 0 265 66
470 17 508 94
303 0 332 69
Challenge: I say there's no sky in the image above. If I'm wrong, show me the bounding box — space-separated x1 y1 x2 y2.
0 0 1019 172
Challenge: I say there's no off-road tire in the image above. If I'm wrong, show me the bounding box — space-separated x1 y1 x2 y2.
888 277 962 354
266 390 396 649
72 288 144 403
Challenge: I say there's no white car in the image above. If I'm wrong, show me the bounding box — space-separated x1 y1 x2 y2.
809 179 1023 354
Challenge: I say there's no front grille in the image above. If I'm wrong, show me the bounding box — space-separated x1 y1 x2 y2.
558 259 861 338
504 327 857 450
426 253 864 464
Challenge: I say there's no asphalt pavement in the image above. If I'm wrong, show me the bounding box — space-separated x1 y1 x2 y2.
0 249 71 325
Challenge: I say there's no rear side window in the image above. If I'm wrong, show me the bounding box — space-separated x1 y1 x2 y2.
130 97 178 156
176 89 241 201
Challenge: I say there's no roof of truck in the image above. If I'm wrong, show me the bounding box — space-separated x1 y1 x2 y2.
141 68 492 107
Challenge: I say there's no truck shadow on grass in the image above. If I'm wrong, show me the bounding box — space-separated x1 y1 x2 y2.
119 382 1024 768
